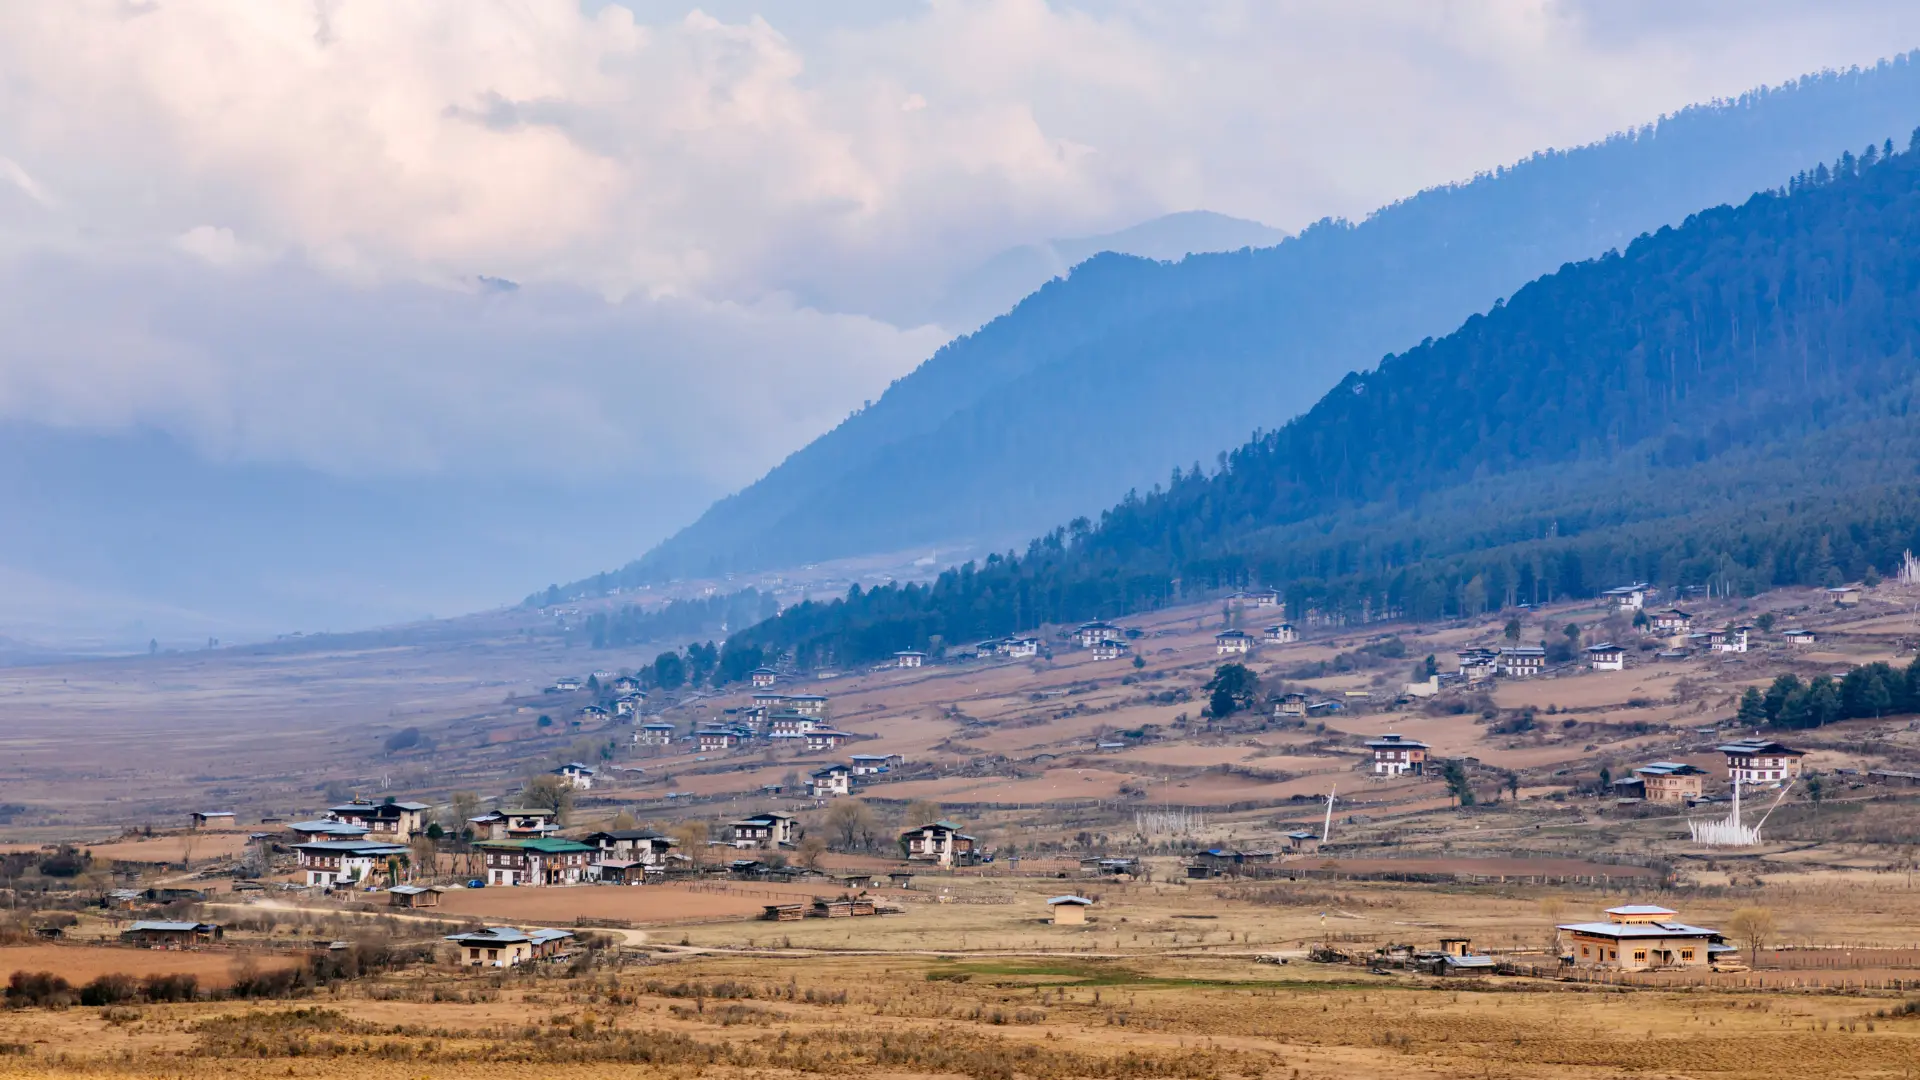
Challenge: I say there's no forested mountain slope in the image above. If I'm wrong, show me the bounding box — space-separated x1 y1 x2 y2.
733 133 1920 666
587 55 1920 592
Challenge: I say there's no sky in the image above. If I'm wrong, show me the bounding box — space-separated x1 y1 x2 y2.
1 1 1918 635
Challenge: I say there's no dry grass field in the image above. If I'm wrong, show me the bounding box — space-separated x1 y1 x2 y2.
0 945 301 989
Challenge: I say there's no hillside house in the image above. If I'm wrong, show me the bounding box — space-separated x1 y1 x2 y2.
388 885 443 908
1632 762 1709 804
1366 734 1429 777
767 712 819 737
751 667 779 688
805 729 851 752
1005 637 1041 658
288 819 369 842
477 838 595 886
1093 638 1129 660
552 762 597 790
1273 692 1308 720
894 650 926 669
809 763 852 797
1498 647 1545 677
1458 648 1498 682
189 811 236 830
1559 905 1725 970
1048 895 1094 925
1074 622 1122 648
609 675 642 695
696 728 743 752
1586 643 1626 671
467 808 560 841
1781 628 1816 645
1603 583 1651 610
294 840 409 888
1718 738 1805 785
1712 626 1751 653
1284 830 1321 854
122 921 223 948
751 690 788 711
635 721 675 746
850 752 904 775
1248 588 1280 608
1829 585 1863 606
552 677 582 692
731 812 798 849
1265 623 1299 644
786 694 829 717
901 820 976 866
328 798 431 841
1651 608 1694 635
1215 629 1254 655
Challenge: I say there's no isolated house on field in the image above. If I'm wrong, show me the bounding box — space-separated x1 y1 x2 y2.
1248 588 1280 608
1586 643 1626 671
635 721 676 746
730 812 798 849
1559 905 1725 971
750 667 779 688
894 650 926 669
467 808 560 841
901 820 976 866
1781 628 1816 645
327 798 432 841
1265 623 1298 644
1005 637 1041 658
1093 638 1129 660
1047 895 1094 925
1273 692 1308 720
1074 622 1122 648
808 763 852 798
476 838 595 886
122 921 223 947
189 811 236 830
1366 734 1429 777
294 840 409 888
1717 739 1805 785
552 677 582 692
1632 762 1709 804
552 762 597 790
1498 647 1545 677
446 926 572 967
1828 585 1863 606
1284 830 1321 854
388 884 443 908
849 752 903 775
1215 629 1254 655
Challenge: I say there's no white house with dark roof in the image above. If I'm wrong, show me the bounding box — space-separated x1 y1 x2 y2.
1498 647 1545 677
552 762 597 790
1074 622 1122 648
1005 637 1040 658
1264 623 1298 644
731 812 797 849
849 752 903 775
1365 734 1429 777
1092 638 1129 660
805 729 852 752
1215 629 1253 655
634 721 675 746
1712 626 1751 653
894 650 926 669
327 798 431 841
1586 643 1625 671
1717 738 1805 785
808 763 852 798
1603 583 1651 610
294 840 409 888
750 667 779 688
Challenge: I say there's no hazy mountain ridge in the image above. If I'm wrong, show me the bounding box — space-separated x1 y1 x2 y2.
586 54 1920 593
731 129 1920 664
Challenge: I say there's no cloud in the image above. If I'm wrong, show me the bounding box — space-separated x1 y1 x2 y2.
0 1 1915 488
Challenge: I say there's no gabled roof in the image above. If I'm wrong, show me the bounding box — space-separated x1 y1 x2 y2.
1365 734 1429 749
1716 739 1805 756
1634 762 1706 777
388 885 443 896
128 920 215 932
1047 895 1094 906
811 764 851 777
1215 629 1253 639
478 837 595 853
1605 904 1678 916
446 926 531 945
585 828 667 842
1586 642 1622 653
289 819 369 835
1558 921 1719 939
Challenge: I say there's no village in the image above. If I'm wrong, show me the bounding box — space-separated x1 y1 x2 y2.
4 575 1920 1077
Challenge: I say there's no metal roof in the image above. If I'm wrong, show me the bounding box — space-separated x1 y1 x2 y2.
1606 904 1678 915
1047 895 1094 905
445 926 530 944
294 840 409 854
127 920 213 932
1558 921 1718 939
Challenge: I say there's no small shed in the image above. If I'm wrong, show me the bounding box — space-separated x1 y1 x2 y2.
1047 895 1094 925
388 885 443 908
122 921 222 948
190 811 237 830
763 903 806 921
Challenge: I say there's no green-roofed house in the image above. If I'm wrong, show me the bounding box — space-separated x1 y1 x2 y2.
477 837 596 886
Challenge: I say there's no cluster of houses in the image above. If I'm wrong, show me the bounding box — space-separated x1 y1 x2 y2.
548 673 649 724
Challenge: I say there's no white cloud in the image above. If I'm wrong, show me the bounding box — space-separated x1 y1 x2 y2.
0 0 1916 487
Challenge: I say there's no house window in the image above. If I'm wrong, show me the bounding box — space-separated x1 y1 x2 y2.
1608 950 1617 960
1633 951 1647 962
1681 949 1694 961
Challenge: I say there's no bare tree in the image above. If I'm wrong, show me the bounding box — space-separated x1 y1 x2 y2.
796 834 828 870
825 800 876 851
1726 906 1776 968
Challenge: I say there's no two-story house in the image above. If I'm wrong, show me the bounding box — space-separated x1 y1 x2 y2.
634 721 676 746
327 798 431 841
1498 647 1546 677
1215 629 1254 655
805 729 851 752
477 838 596 886
894 650 926 668
1717 738 1805 786
1365 734 1429 777
294 839 409 888
551 762 597 790
1264 623 1299 644
730 812 798 849
750 667 779 688
808 764 852 798
467 808 561 841
1586 643 1626 671
1092 638 1129 660
900 820 977 866
1074 622 1122 648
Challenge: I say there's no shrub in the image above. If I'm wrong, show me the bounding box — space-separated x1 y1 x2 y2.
141 973 199 1003
4 971 74 1009
79 973 139 1006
